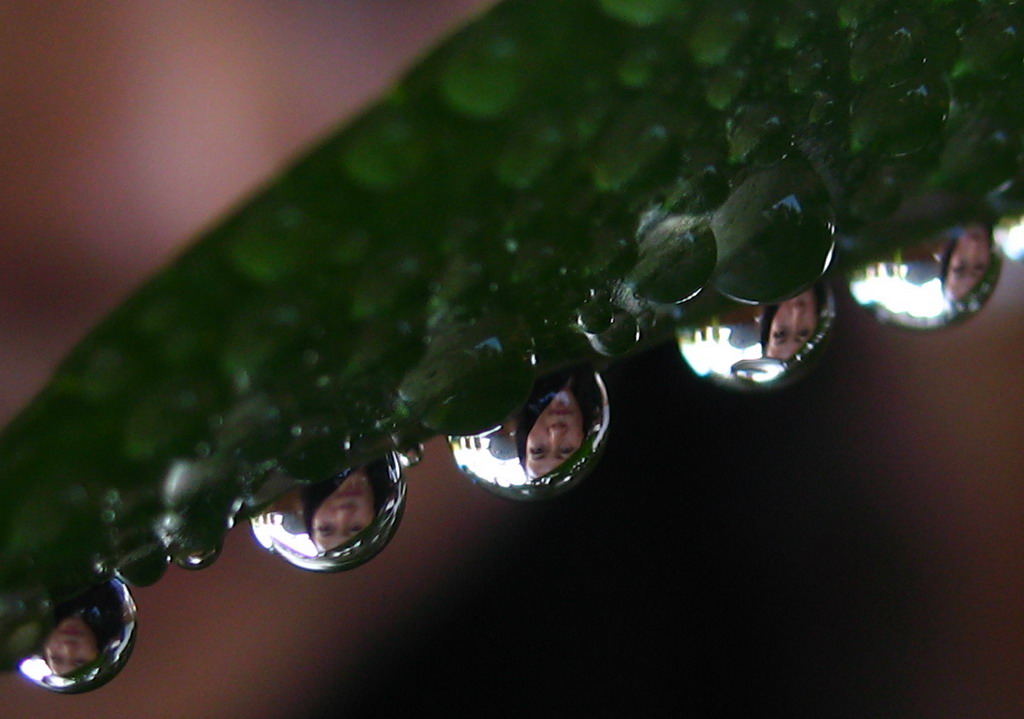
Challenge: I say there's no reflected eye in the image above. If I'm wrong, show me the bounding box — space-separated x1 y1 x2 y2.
314 523 334 536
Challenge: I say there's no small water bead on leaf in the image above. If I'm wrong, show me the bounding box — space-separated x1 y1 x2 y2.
449 365 610 501
576 289 616 334
396 319 534 437
726 102 790 163
341 112 426 191
953 8 1024 80
18 579 136 694
250 453 405 572
773 2 822 50
687 5 755 67
626 211 717 304
849 75 950 157
710 161 836 304
848 12 925 83
592 99 676 192
440 33 523 120
616 44 664 89
585 311 641 356
596 0 683 27
705 64 748 111
849 221 1003 329
936 109 1021 195
676 282 835 390
495 118 565 189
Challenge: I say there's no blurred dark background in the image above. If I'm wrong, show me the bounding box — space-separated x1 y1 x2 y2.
1 2 1023 717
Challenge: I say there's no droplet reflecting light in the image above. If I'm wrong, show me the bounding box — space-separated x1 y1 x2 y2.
250 453 406 572
450 365 610 500
677 283 835 389
18 579 136 694
849 222 1001 328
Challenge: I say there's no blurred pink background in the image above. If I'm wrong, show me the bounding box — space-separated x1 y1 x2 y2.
0 2 1023 717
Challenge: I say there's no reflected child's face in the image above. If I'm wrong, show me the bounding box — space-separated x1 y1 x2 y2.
44 615 99 676
945 224 992 301
765 289 819 360
525 389 585 478
310 469 376 552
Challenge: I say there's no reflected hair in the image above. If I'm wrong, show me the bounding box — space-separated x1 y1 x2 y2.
52 583 125 653
759 282 827 356
939 222 993 289
515 365 604 470
300 459 391 538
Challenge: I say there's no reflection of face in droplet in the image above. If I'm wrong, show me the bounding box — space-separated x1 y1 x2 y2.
450 365 610 500
678 283 834 390
44 615 99 676
763 288 820 360
308 468 377 552
250 453 406 572
19 579 137 694
849 221 1000 329
524 388 585 479
943 224 993 301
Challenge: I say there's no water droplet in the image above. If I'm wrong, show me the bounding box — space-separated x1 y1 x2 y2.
592 101 672 191
495 119 564 189
677 282 835 390
585 311 641 356
597 0 680 26
397 320 534 436
342 113 425 190
705 65 747 111
850 76 949 157
396 443 424 469
626 211 716 304
953 9 1023 80
937 110 1020 195
849 222 1002 329
18 579 137 693
688 7 752 66
250 453 406 572
849 13 923 83
711 161 835 304
441 35 522 119
617 44 662 88
174 544 222 571
727 102 789 163
576 290 616 334
0 586 51 671
450 365 610 500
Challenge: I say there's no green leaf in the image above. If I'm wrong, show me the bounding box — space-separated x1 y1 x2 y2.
1 0 1021 670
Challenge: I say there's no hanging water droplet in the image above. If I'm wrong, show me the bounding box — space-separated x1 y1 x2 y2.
849 221 1002 329
711 161 836 304
174 544 222 571
250 453 406 572
677 282 835 390
585 311 641 356
450 365 610 500
441 34 523 119
396 443 424 469
626 211 717 304
0 586 51 671
18 579 136 694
